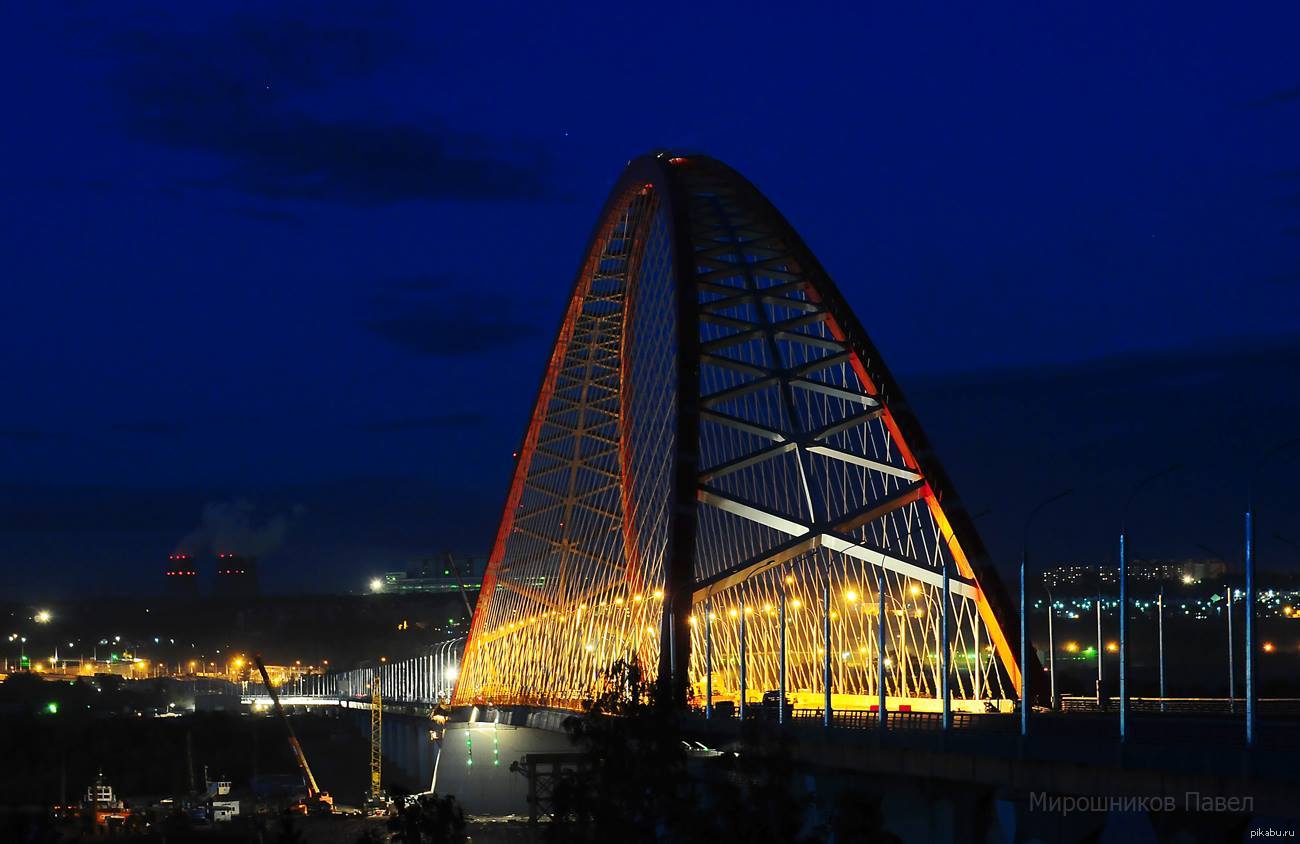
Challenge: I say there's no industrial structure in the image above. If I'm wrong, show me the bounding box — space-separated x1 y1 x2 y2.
452 154 1025 715
163 553 199 599
369 555 484 595
215 553 260 598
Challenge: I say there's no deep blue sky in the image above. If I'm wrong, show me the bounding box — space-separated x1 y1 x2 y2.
2 2 1298 598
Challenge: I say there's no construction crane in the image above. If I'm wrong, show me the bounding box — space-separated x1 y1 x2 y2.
254 655 333 815
368 670 384 811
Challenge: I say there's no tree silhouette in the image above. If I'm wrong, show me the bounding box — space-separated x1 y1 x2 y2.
388 792 468 844
547 659 825 844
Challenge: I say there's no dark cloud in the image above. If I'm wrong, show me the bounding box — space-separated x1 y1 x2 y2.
1276 193 1300 210
355 412 487 432
388 276 452 292
109 11 548 204
366 311 544 356
0 483 200 534
1249 86 1300 107
107 421 185 435
229 205 303 224
364 280 548 357
0 429 52 442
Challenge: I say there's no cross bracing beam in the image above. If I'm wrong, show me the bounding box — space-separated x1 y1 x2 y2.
699 409 788 442
696 486 809 537
690 531 978 603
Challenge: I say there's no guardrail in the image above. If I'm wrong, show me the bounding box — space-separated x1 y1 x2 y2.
1060 696 1300 716
241 638 464 707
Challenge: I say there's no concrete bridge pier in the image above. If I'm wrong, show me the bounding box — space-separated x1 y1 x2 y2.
382 713 437 791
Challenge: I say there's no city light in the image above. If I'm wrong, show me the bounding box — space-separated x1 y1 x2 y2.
369 577 383 593
1106 641 1119 653
1263 641 1276 653
35 610 52 624
844 590 859 603
1064 642 1079 653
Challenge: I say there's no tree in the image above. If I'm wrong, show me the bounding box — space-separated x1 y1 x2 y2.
388 793 468 844
546 659 822 844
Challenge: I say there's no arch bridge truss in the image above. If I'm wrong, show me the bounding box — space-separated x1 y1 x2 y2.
454 154 1025 715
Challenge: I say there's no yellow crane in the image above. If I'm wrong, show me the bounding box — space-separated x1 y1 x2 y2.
370 671 382 805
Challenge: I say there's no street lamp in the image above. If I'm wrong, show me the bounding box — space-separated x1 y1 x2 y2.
1244 436 1300 746
1021 488 1073 738
1118 465 1178 744
35 610 52 624
1042 574 1058 709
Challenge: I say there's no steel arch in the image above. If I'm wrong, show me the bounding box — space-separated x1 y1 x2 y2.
453 154 1029 713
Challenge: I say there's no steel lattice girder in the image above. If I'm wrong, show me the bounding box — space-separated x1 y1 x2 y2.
453 155 1032 710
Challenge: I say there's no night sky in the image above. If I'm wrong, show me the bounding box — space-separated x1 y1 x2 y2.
3 2 1298 599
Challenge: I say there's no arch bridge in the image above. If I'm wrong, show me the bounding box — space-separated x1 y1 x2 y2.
453 153 1028 717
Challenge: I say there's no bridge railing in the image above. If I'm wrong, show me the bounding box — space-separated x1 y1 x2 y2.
1060 696 1300 716
777 708 1018 733
244 638 465 708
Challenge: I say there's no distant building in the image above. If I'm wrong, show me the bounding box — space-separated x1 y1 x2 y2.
215 553 259 598
1045 558 1229 591
369 555 486 595
164 553 199 599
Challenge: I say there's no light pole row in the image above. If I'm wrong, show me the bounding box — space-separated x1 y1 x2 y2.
1026 438 1300 748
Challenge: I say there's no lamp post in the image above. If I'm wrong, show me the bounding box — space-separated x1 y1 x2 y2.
877 567 887 730
739 584 748 722
1095 570 1104 707
1245 437 1300 746
1118 465 1179 744
778 577 788 726
704 597 713 719
823 580 832 729
941 562 951 730
1043 577 1057 709
1021 489 1073 738
1157 584 1166 713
